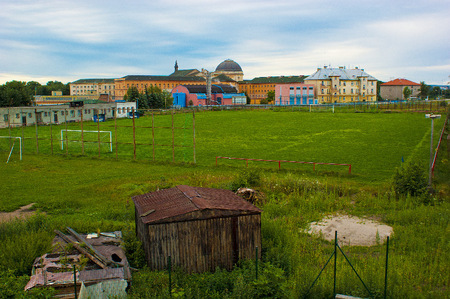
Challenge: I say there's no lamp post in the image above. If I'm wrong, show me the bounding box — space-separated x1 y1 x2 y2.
425 113 441 189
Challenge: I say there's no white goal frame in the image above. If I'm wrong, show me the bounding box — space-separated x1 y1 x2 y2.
0 136 22 162
60 130 112 152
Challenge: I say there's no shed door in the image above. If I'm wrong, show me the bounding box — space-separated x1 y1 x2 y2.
231 217 239 265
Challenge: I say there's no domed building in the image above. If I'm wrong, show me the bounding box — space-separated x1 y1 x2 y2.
214 59 244 82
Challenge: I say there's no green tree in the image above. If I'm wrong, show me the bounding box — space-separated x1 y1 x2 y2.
418 81 430 99
266 90 275 104
403 86 412 100
244 92 251 105
0 81 33 107
430 86 441 99
123 86 140 102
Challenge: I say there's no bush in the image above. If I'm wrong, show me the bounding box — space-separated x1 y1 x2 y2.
229 169 262 191
392 161 428 198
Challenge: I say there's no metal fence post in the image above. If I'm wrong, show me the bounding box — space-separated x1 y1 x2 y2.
73 265 77 299
334 231 337 297
168 256 172 296
384 236 390 299
255 246 259 280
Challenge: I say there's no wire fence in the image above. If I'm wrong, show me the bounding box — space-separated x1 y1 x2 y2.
0 107 196 163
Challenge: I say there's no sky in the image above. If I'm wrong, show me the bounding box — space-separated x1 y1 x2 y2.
0 0 449 85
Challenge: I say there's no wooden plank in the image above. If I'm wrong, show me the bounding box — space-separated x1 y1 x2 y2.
66 227 111 266
54 230 107 269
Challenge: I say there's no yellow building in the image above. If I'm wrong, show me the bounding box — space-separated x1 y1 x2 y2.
238 76 307 104
305 66 377 103
70 79 116 99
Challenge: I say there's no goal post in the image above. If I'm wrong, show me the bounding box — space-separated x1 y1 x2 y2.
60 130 112 152
0 136 22 162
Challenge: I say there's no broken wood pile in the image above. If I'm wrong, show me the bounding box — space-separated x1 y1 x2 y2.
25 227 131 299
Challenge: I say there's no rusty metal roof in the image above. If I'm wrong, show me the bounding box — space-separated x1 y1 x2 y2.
133 185 262 224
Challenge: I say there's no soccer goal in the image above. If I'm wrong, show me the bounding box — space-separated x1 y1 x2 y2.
0 136 22 163
60 130 112 152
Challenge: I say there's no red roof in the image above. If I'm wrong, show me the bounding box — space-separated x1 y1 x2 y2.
133 185 262 224
381 78 420 86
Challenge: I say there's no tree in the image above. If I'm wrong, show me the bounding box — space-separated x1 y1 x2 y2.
430 86 441 99
0 81 33 107
418 82 430 100
403 86 412 100
124 86 140 102
244 92 251 105
266 90 275 104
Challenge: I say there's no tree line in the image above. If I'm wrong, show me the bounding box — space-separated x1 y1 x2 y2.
0 80 70 107
123 85 173 109
403 82 450 100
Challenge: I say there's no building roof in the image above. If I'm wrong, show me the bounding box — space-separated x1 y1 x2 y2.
306 67 377 81
169 69 201 77
212 74 236 82
240 76 306 84
118 75 205 82
381 78 420 86
177 84 238 94
132 185 262 224
215 59 243 72
71 79 116 84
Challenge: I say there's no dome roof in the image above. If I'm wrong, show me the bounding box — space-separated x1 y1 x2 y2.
215 59 243 72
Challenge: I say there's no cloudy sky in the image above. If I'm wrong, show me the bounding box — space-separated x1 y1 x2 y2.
0 0 449 85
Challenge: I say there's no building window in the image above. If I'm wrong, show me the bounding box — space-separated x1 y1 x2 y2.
77 110 81 116
70 110 75 117
3 114 8 121
61 111 64 116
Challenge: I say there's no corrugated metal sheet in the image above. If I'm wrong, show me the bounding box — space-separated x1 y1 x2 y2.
133 185 262 224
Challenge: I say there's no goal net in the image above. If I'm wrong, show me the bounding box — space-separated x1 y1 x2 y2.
0 136 22 163
60 130 112 153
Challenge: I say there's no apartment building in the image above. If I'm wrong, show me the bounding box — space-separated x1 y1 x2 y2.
305 67 377 103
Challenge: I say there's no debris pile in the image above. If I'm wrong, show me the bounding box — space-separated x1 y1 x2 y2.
25 227 131 298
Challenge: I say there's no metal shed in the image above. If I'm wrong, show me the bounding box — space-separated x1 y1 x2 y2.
132 185 262 273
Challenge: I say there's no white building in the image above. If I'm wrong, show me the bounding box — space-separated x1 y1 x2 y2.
1 101 136 128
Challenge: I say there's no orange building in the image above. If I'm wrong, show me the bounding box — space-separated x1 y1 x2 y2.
114 75 206 101
238 76 307 104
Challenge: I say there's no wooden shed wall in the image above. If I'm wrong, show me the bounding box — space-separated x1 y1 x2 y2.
143 214 261 273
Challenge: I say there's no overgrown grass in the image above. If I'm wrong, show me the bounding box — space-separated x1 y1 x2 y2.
0 110 448 298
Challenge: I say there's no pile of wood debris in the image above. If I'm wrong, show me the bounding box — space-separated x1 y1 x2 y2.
25 227 131 298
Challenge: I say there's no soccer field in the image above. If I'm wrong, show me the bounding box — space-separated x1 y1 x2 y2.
0 110 444 182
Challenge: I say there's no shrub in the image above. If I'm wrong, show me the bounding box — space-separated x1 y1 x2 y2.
229 169 262 191
392 161 428 198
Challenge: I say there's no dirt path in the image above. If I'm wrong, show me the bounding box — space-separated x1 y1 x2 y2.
308 214 393 246
0 203 37 223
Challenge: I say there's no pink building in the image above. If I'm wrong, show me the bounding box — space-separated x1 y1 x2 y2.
274 83 316 105
172 84 246 107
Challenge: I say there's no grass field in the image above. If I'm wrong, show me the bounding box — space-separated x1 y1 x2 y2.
1 110 444 183
0 109 448 298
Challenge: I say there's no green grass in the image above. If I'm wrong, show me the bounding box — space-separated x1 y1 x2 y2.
0 110 448 298
1 110 445 184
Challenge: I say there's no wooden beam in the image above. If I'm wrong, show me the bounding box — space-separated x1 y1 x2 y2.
54 230 108 269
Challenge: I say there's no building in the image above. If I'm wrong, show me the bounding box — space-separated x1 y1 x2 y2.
274 83 316 105
238 76 307 104
34 95 100 106
172 84 246 107
380 78 421 101
305 66 377 103
114 75 206 101
132 185 262 273
70 79 116 100
0 101 136 128
214 59 244 82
